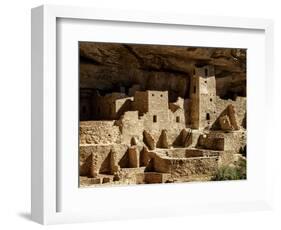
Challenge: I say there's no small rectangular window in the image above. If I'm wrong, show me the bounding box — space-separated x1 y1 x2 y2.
176 116 180 123
193 86 196 94
153 115 157 123
206 113 210 120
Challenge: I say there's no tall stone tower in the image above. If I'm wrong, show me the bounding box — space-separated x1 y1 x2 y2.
190 65 216 129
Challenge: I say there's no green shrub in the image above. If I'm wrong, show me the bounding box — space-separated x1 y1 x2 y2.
212 159 246 181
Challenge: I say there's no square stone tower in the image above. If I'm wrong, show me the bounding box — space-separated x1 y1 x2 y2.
190 65 216 129
134 90 169 114
134 90 169 130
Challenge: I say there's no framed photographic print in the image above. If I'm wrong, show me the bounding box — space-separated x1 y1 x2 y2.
31 5 274 224
78 42 247 188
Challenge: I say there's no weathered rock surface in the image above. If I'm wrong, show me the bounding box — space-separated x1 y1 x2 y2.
80 42 246 100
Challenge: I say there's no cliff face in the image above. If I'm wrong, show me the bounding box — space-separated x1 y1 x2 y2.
79 42 246 101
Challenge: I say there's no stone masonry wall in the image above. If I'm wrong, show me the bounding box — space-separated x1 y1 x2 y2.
142 91 170 132
152 155 219 178
93 92 130 120
200 131 246 152
190 66 216 130
115 97 133 118
168 109 186 129
198 76 217 129
132 91 149 115
117 111 144 144
197 134 225 150
148 91 169 112
80 144 128 176
80 121 121 144
215 96 246 129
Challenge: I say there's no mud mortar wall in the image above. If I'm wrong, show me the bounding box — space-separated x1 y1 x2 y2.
153 155 219 178
80 121 121 144
80 144 129 175
215 96 246 128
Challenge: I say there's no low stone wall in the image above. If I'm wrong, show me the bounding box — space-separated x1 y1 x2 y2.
165 148 221 158
153 156 219 178
141 149 219 179
80 121 121 144
197 134 225 150
165 148 187 158
114 167 146 184
202 131 246 152
144 172 171 184
184 149 204 158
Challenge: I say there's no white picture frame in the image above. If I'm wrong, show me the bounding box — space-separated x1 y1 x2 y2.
31 5 274 225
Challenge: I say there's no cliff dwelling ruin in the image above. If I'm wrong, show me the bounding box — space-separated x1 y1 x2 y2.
79 42 247 187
